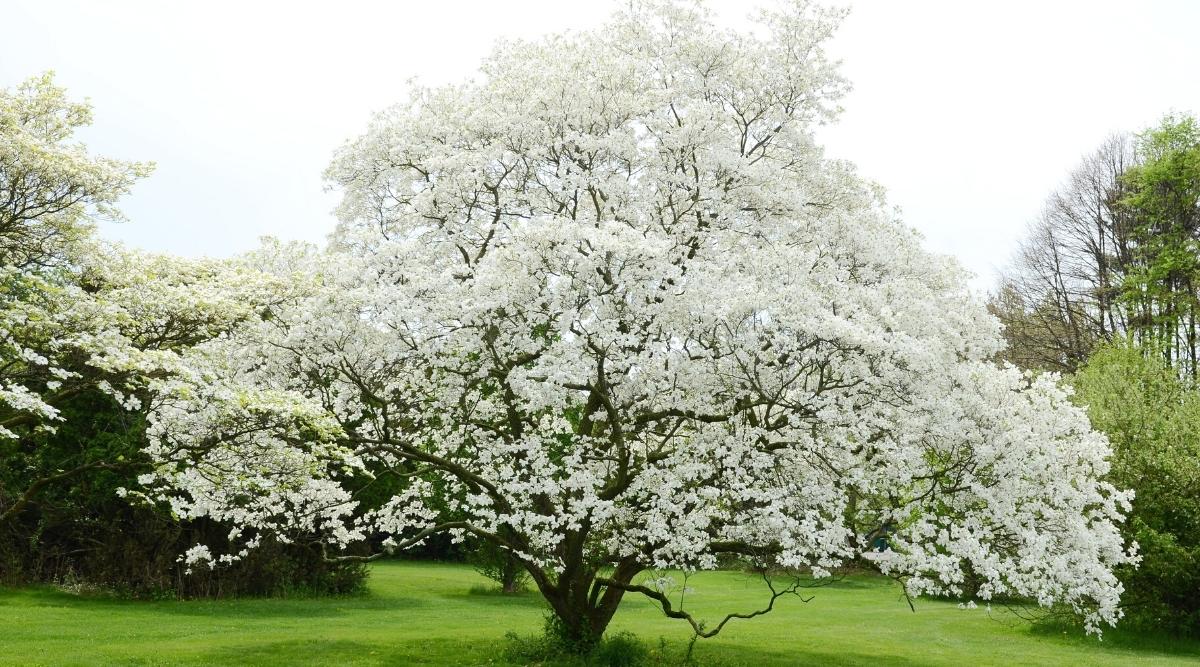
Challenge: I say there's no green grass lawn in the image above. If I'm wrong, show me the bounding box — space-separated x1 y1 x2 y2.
1 561 1197 666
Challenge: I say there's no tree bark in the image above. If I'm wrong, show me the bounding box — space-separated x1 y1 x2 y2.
530 556 641 652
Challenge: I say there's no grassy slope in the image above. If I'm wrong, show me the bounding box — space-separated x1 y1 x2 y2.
1 561 1197 666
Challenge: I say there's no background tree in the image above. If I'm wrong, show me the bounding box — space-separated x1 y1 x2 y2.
469 537 529 594
0 72 151 269
1071 342 1200 636
1118 115 1200 377
992 114 1200 375
995 114 1200 636
0 74 365 596
990 134 1136 372
144 0 1133 651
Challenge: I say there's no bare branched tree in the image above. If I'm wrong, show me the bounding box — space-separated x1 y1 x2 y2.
991 134 1137 372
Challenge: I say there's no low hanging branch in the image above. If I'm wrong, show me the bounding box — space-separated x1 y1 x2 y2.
597 571 813 639
319 521 471 563
0 460 126 526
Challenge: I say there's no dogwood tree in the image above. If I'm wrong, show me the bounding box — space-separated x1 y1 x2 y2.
0 73 279 527
144 0 1134 646
0 73 151 269
0 243 283 525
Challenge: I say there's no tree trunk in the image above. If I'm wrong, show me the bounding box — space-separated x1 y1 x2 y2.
527 557 641 653
500 559 522 594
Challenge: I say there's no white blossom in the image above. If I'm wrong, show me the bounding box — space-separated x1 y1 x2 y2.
143 0 1134 636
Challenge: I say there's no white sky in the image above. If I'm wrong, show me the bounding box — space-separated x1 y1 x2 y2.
3 0 1198 292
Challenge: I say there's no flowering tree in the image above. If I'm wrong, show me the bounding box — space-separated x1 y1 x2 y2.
144 0 1134 646
0 73 151 269
0 245 280 523
0 73 279 529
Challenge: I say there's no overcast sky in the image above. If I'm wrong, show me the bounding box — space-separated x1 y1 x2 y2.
4 0 1198 292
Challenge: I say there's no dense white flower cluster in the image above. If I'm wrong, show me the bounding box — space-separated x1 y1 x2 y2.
0 74 276 474
0 243 281 447
143 1 1134 636
0 73 152 268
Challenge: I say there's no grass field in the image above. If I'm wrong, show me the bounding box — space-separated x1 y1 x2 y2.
1 561 1198 666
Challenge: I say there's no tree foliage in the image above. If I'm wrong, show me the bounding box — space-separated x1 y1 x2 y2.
0 72 151 269
1072 343 1200 636
0 73 366 596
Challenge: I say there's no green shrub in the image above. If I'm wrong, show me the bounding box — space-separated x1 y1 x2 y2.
0 389 368 598
1071 342 1200 636
502 616 658 666
590 632 650 667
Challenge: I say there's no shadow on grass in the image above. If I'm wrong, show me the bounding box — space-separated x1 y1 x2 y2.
0 585 431 619
693 646 937 667
700 574 896 598
197 639 401 665
463 585 545 605
193 636 944 667
1028 618 1200 660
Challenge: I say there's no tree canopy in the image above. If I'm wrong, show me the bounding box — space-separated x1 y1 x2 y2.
137 0 1133 644
0 73 366 597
